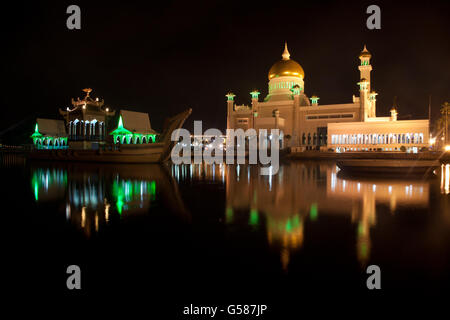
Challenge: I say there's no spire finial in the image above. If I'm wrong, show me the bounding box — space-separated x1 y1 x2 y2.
282 42 290 60
359 45 371 59
118 115 124 128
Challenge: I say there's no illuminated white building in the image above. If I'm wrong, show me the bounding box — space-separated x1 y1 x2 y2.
226 44 429 152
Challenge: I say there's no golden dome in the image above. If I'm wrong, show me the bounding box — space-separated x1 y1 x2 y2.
268 43 305 80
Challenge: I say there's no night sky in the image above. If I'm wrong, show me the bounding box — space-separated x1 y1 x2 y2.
1 0 449 134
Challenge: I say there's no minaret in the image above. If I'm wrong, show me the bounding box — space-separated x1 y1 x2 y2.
358 46 373 121
390 96 398 121
358 45 372 92
358 78 370 121
291 85 301 146
250 90 260 130
369 91 378 118
250 90 260 110
226 92 235 130
310 95 320 106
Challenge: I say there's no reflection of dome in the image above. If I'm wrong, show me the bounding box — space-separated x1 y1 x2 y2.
268 43 305 80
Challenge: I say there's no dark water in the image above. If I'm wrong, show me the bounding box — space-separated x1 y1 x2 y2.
3 154 450 311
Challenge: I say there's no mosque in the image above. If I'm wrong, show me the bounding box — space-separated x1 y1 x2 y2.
226 44 429 153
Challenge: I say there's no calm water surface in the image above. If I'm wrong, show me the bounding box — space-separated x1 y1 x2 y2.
3 155 450 306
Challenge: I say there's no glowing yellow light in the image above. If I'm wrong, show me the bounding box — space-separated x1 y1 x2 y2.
82 104 86 109
106 108 109 112
442 164 450 195
429 137 436 145
81 207 86 228
445 145 450 152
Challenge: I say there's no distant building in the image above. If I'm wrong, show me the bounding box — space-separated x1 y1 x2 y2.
31 89 159 150
226 44 429 152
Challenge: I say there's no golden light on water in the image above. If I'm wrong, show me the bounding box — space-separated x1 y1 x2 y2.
442 164 450 195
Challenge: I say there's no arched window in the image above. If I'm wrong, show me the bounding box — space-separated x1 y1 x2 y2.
302 133 306 145
307 133 311 145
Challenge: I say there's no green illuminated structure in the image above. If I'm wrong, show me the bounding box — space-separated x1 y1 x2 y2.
110 115 157 145
226 93 236 101
309 96 320 106
250 90 260 100
31 120 69 149
290 85 302 96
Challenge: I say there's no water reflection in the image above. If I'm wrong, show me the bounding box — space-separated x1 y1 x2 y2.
173 162 431 270
31 163 188 237
441 164 450 195
31 161 441 272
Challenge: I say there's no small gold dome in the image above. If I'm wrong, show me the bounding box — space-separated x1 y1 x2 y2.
268 43 305 80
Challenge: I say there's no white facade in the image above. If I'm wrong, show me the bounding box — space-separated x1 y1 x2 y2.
328 119 429 153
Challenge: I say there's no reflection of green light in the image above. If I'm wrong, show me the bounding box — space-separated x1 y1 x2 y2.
226 207 233 223
112 179 157 214
150 181 156 200
360 243 368 258
30 168 67 201
310 203 318 221
292 215 300 228
249 209 259 226
33 178 38 201
285 215 301 233
286 219 292 232
358 222 365 236
116 195 124 215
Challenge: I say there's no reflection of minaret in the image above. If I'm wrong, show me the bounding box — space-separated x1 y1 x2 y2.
356 190 376 266
267 214 304 272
